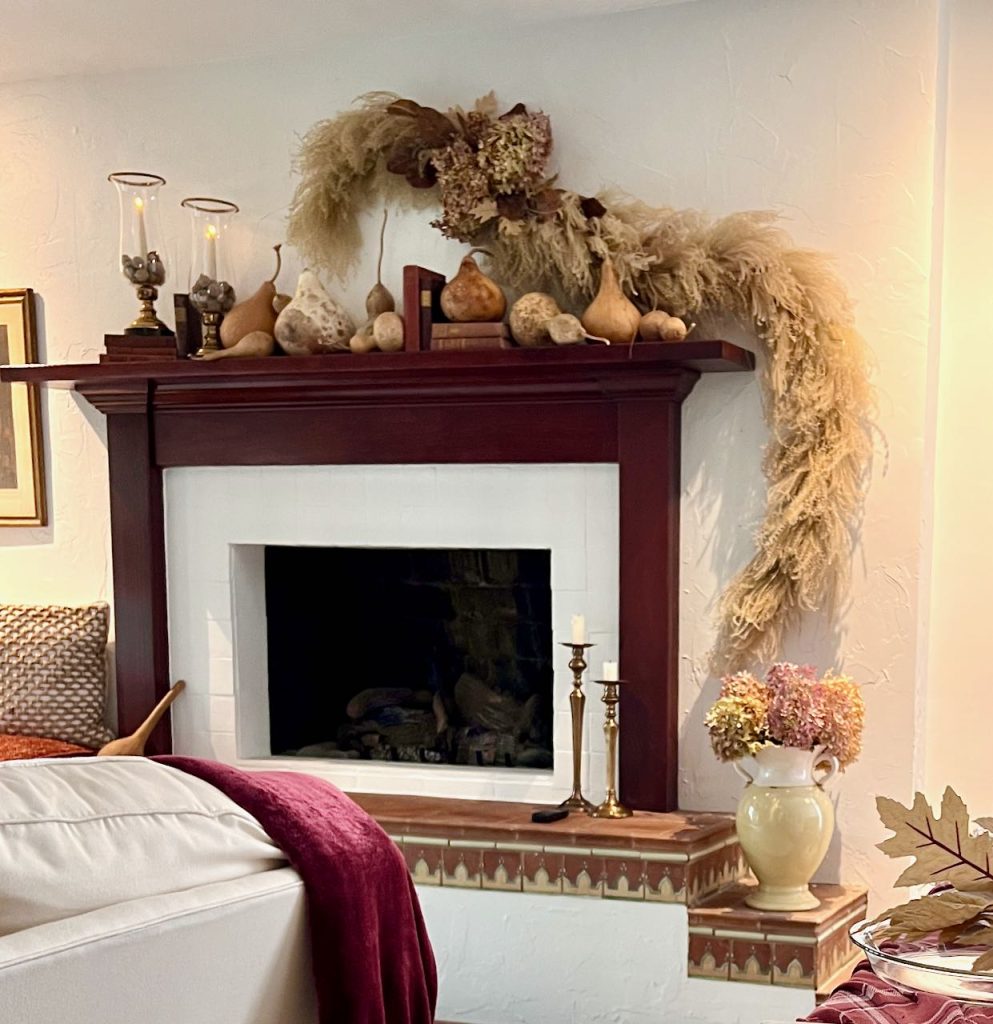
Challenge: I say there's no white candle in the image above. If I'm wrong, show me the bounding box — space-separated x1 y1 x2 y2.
205 224 218 280
134 196 148 257
602 661 619 681
570 614 586 645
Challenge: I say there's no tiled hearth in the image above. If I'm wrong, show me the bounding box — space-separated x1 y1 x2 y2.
353 794 866 991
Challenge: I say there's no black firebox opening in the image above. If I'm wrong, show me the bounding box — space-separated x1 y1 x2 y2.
264 546 554 770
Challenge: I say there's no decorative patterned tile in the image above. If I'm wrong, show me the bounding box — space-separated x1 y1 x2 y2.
603 856 646 900
403 840 444 886
729 935 773 983
522 851 564 894
688 933 731 980
481 849 523 892
643 859 685 902
442 847 483 889
772 941 816 986
560 852 605 897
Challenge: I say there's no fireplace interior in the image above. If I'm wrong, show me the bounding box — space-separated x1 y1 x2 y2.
264 546 554 769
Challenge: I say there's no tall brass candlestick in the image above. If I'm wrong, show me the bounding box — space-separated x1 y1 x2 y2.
591 678 632 819
558 642 595 814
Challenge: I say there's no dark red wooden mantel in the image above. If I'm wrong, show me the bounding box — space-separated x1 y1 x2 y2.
3 341 753 812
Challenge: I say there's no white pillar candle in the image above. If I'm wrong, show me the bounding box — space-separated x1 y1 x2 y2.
134 196 148 257
602 661 619 681
205 224 219 280
570 614 586 645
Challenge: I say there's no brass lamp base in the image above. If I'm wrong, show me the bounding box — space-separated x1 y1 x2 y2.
194 310 223 358
125 285 173 336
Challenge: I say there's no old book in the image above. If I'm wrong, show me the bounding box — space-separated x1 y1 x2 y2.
99 352 178 363
402 265 446 352
431 322 509 340
104 334 178 351
430 336 514 352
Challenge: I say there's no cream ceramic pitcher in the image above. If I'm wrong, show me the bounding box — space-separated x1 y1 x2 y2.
734 745 838 911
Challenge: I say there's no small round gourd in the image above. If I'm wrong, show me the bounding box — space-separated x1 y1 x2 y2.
509 292 561 347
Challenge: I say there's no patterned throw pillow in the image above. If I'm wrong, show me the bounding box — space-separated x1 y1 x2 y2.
0 603 113 748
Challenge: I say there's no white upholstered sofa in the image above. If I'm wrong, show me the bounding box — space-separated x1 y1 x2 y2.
0 757 319 1024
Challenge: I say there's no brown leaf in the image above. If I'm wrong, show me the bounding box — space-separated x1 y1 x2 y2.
499 102 527 120
533 188 564 218
580 195 608 220
973 948 993 974
877 787 993 889
384 140 437 189
877 890 993 939
496 193 529 221
386 100 457 151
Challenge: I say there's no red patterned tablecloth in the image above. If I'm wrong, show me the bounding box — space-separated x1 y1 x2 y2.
806 962 993 1023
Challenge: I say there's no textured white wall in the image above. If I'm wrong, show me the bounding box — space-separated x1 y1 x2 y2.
925 0 993 814
0 0 942 912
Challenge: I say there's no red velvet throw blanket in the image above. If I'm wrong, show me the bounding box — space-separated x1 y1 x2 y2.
156 757 436 1024
805 961 993 1024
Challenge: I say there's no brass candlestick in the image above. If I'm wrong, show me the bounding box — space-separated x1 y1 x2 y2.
558 642 595 814
591 677 632 819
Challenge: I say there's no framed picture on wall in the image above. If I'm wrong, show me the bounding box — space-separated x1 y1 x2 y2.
0 289 46 526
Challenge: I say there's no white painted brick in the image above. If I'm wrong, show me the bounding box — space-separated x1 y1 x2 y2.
165 463 619 800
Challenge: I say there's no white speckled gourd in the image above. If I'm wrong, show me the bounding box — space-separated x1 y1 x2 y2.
274 269 354 355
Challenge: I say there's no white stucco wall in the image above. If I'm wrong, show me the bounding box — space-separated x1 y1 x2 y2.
924 0 993 814
0 0 945 919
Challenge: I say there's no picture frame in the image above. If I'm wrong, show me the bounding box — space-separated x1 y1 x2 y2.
0 289 46 526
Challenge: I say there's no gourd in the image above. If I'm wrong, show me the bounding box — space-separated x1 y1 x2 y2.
509 293 561 347
640 309 693 342
198 330 274 361
364 209 395 319
581 259 641 345
372 311 404 352
220 244 282 348
274 269 355 356
440 249 506 323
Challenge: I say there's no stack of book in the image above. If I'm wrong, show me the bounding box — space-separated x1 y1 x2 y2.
429 322 513 351
101 335 178 363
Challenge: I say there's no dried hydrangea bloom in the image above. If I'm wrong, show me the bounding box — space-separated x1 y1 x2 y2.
818 673 865 767
478 111 553 196
765 663 825 749
704 694 767 761
766 662 817 688
720 671 770 709
430 139 492 241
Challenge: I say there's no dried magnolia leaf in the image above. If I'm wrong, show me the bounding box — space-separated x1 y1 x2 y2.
876 890 993 940
974 948 993 974
877 787 993 889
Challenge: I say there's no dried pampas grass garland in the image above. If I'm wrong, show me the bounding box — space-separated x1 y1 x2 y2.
287 93 873 670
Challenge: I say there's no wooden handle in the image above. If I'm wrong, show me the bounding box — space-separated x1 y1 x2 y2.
98 680 186 756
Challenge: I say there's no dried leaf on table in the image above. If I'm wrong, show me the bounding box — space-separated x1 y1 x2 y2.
876 787 993 890
974 948 993 974
976 818 993 834
875 890 993 941
948 916 993 946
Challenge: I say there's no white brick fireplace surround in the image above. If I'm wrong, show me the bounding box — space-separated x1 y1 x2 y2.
164 464 619 804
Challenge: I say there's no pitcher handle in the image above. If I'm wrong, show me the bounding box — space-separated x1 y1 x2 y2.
733 759 754 784
814 754 840 788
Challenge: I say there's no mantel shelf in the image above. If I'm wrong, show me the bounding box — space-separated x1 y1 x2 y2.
1 340 753 399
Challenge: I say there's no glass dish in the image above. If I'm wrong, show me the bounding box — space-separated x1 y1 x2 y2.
850 919 993 1003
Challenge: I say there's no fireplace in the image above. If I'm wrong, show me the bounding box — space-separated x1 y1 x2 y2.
164 462 618 803
264 545 554 769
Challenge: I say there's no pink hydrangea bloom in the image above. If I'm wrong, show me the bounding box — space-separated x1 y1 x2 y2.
765 662 825 749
